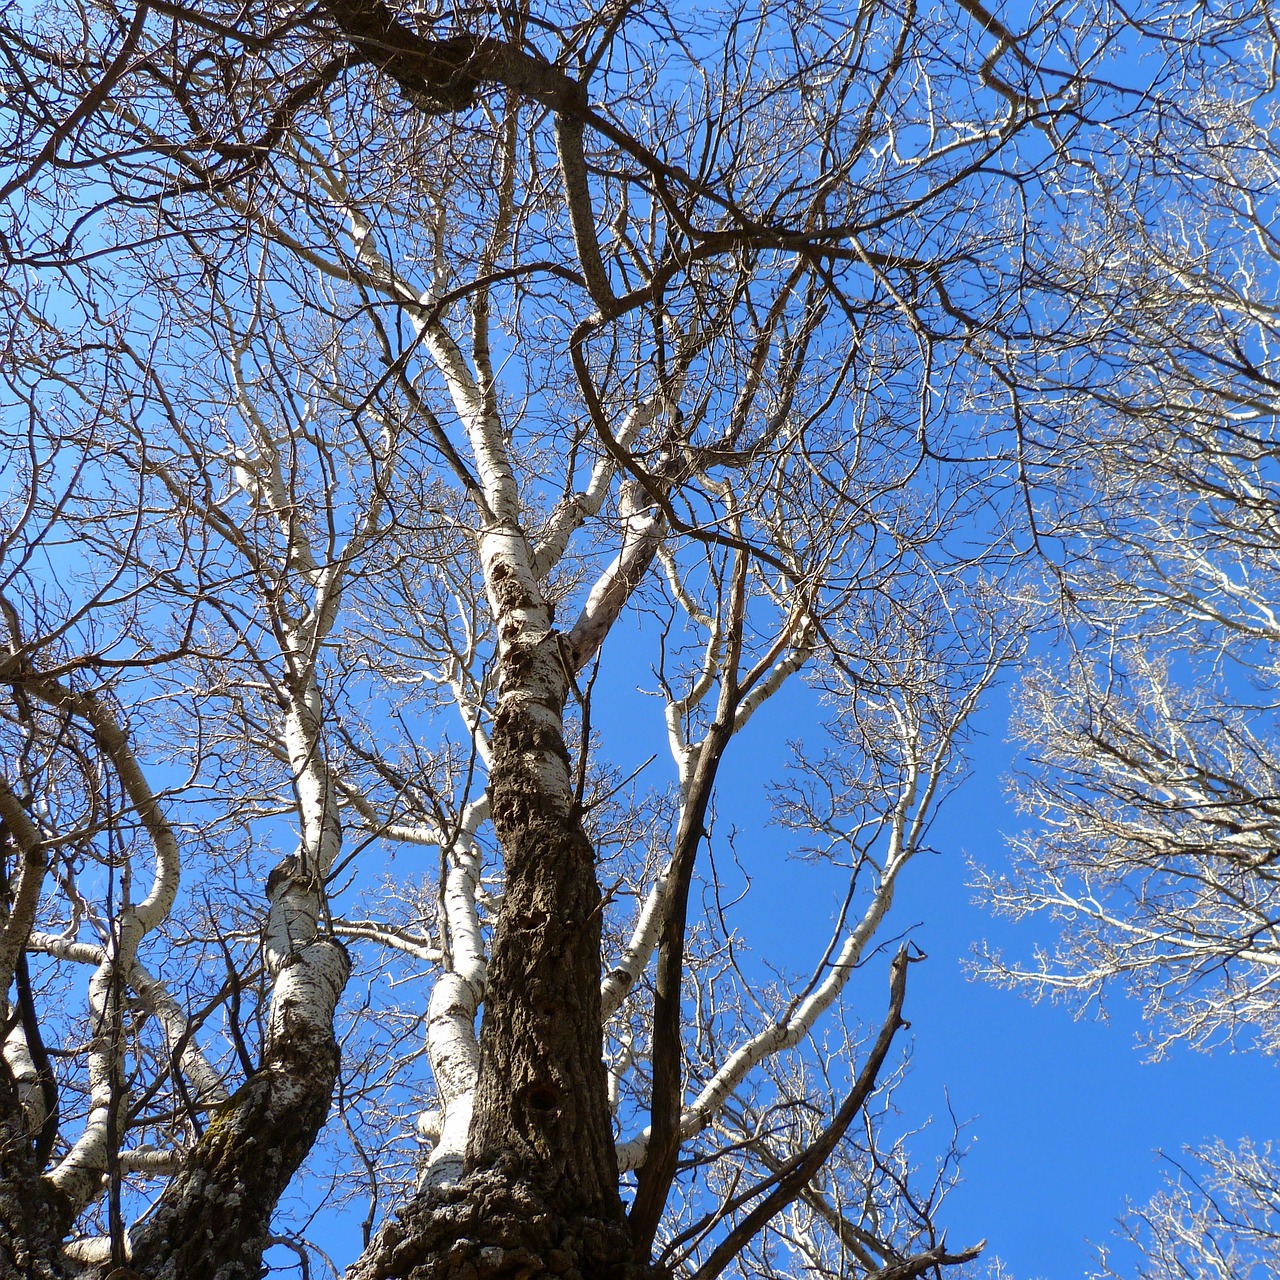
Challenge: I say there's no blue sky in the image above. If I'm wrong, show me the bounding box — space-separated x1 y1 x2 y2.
877 687 1279 1280
585 659 1280 1280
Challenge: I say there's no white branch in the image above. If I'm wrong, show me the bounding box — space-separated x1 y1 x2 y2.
331 921 441 964
616 726 947 1172
0 774 49 992
532 399 658 580
25 933 224 1101
565 477 665 671
44 688 182 1209
282 682 343 879
601 856 674 1021
418 796 489 1188
2 1013 45 1136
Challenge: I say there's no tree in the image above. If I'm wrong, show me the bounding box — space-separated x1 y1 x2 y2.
1097 1140 1280 1280
0 0 1104 1277
973 6 1280 1274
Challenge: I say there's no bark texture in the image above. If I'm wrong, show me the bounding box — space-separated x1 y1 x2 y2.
347 1162 644 1280
114 934 350 1280
351 632 646 1280
0 1066 69 1280
470 634 617 1202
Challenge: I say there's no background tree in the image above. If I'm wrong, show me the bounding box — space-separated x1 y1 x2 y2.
1097 1140 1280 1280
0 0 1120 1277
973 6 1280 1275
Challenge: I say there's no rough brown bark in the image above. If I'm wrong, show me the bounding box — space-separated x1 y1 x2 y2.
470 633 617 1201
0 1066 70 1280
315 0 583 116
351 632 649 1280
115 936 350 1280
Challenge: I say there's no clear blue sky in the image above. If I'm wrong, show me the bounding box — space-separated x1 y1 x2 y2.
589 661 1279 1280
858 689 1278 1280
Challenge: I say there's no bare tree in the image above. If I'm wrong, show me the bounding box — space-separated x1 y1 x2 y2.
979 0 1280 1055
0 0 1114 1277
1097 1141 1280 1280
971 6 1280 1275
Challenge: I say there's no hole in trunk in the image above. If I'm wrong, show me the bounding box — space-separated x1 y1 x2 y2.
526 1083 559 1112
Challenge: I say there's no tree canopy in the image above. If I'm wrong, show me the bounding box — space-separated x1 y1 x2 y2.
974 10 1280 1274
2 1 1278 1278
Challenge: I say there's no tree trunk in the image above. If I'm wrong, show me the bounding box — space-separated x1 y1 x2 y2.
350 631 646 1280
0 1065 69 1280
471 632 618 1198
116 869 351 1280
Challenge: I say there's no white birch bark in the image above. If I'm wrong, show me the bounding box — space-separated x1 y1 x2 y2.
0 774 48 994
600 856 675 1021
264 860 351 1060
44 690 182 1209
1 1015 44 1137
565 478 665 671
418 796 489 1188
129 961 229 1107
